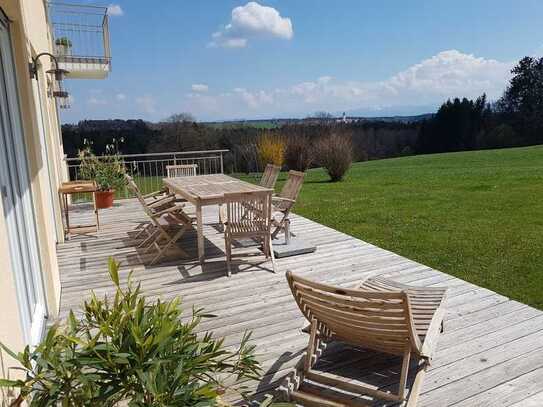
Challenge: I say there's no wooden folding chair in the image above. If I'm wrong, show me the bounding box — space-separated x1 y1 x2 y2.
141 206 195 265
224 190 276 276
125 174 178 239
284 272 447 406
271 170 304 242
260 163 281 189
166 164 197 178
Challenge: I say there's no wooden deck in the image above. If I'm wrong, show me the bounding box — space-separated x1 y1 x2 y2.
56 199 543 406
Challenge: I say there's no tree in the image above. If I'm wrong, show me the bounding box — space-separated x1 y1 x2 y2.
162 112 197 151
312 111 334 119
416 95 489 154
165 112 196 123
496 56 543 144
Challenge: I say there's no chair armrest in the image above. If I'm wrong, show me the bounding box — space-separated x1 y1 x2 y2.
148 195 176 208
154 204 185 217
273 196 296 203
143 188 167 199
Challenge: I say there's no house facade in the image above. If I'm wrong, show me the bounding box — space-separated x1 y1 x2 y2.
0 0 110 381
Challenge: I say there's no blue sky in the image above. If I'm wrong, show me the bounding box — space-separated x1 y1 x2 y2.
61 0 543 123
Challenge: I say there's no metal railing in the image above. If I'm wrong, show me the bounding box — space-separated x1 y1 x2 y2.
47 2 111 77
64 150 228 202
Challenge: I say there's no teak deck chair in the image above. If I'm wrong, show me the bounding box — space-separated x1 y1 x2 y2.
271 170 304 242
284 271 447 406
260 163 281 189
140 206 194 265
224 190 276 276
126 174 194 264
125 174 175 209
166 164 197 178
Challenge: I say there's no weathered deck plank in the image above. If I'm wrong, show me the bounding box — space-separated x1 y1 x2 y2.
56 199 543 405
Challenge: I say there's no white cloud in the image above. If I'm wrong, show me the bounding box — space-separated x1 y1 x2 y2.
107 4 123 16
209 2 293 48
88 96 107 105
178 50 514 120
115 93 126 101
136 95 156 114
191 84 209 93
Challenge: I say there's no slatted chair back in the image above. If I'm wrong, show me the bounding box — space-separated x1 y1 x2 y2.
166 164 198 178
125 174 148 209
260 163 281 189
225 190 272 233
223 190 275 275
286 271 421 356
125 174 166 220
277 170 304 209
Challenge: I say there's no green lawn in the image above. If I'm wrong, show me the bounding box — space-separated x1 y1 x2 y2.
250 146 543 309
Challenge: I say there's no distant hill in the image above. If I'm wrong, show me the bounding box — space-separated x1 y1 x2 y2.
204 113 433 128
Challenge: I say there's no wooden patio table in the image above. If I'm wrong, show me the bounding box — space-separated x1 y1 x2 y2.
163 174 272 262
58 180 99 239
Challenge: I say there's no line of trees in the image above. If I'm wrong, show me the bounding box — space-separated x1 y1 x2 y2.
62 118 419 174
417 56 543 154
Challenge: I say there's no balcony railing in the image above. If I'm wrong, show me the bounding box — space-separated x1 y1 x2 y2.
64 150 228 202
47 2 111 79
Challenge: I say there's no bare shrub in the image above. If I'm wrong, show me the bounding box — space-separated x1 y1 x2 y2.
316 134 353 182
257 133 285 168
284 135 314 171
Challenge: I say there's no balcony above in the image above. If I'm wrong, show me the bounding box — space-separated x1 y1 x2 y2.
47 2 111 79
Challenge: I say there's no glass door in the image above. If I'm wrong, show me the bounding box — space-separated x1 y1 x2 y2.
0 11 47 345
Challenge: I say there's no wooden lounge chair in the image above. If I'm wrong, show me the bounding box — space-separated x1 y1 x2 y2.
224 190 276 276
271 170 304 242
284 271 447 406
166 164 197 178
260 163 281 189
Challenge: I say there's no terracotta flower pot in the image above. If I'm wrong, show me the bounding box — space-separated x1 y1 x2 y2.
95 190 115 209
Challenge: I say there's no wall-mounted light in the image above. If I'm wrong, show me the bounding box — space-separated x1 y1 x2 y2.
29 52 71 108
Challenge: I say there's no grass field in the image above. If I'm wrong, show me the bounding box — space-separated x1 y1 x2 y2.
262 146 543 309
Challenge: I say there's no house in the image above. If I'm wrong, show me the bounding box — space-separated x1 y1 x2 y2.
0 0 110 377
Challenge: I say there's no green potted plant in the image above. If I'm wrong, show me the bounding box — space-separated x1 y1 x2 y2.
54 36 72 56
0 258 269 406
78 141 125 209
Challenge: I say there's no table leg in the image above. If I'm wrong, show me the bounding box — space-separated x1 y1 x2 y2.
196 203 204 262
93 192 99 230
64 193 70 238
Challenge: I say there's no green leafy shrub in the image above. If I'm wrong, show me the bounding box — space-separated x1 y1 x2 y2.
55 37 72 47
78 141 126 192
284 135 314 172
316 134 353 182
0 259 262 406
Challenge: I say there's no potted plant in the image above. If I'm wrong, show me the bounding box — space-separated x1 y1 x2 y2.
78 143 125 209
0 259 272 406
54 36 72 56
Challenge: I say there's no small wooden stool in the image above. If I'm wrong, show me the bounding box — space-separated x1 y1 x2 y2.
58 181 100 239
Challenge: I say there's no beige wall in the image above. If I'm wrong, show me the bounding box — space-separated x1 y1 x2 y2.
0 0 67 379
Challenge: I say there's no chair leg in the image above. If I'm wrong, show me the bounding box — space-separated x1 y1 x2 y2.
284 218 291 244
150 226 187 266
134 222 151 239
304 318 319 372
225 233 232 277
139 229 159 249
268 235 276 273
398 349 411 400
